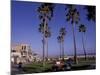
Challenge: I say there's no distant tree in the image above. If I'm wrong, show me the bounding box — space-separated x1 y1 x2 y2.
57 27 66 60
57 35 62 59
84 6 96 22
79 24 87 60
65 5 80 64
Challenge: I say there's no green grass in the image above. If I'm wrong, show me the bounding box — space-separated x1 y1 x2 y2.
22 57 96 73
77 57 96 65
23 62 52 73
71 57 96 70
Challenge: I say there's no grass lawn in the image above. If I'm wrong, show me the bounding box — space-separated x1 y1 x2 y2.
22 57 96 73
23 62 53 73
71 57 96 70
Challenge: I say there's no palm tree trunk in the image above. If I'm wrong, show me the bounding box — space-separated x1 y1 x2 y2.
72 24 77 64
62 41 64 61
46 37 48 61
42 17 47 66
42 36 45 66
59 43 62 59
82 33 86 60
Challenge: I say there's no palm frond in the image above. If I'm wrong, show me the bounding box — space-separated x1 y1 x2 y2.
79 24 86 33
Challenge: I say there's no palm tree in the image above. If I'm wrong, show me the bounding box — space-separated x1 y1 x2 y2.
37 3 54 66
45 26 51 60
60 27 66 60
57 35 62 60
65 5 80 64
57 27 66 60
38 22 45 65
84 6 96 22
79 24 87 60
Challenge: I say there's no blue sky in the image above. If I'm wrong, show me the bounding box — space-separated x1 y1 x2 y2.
11 1 96 57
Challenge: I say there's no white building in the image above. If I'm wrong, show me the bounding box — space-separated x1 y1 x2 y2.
11 44 34 64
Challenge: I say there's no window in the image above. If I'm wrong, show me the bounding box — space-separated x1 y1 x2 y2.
11 50 16 52
24 46 26 50
22 46 23 50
